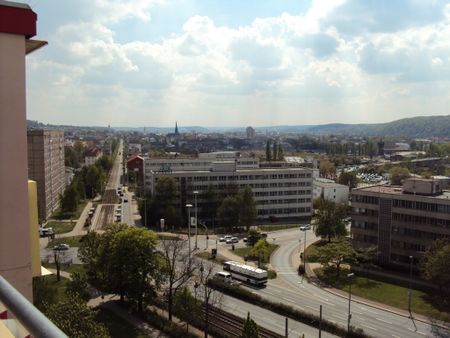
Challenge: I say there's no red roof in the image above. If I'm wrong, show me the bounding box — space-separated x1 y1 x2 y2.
0 1 37 38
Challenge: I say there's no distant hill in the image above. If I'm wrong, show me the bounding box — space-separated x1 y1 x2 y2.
27 115 450 138
304 115 450 138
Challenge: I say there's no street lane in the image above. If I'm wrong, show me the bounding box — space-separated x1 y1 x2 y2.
263 228 443 338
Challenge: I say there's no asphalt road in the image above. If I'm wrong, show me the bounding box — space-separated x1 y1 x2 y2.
261 228 445 338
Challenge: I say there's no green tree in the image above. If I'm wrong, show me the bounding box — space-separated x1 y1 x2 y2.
109 227 162 312
241 312 259 338
66 272 90 301
33 276 57 311
161 239 193 321
79 224 163 312
250 239 270 267
142 177 183 228
239 186 257 231
337 171 358 190
315 240 356 277
265 140 272 161
78 231 102 283
173 287 200 333
218 195 241 230
272 141 278 161
203 185 221 226
96 155 113 172
421 239 450 299
313 198 347 242
389 166 410 185
60 183 79 213
277 143 284 160
246 229 261 247
43 294 109 338
319 158 336 179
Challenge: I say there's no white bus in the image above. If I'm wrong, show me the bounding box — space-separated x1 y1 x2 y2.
222 261 268 287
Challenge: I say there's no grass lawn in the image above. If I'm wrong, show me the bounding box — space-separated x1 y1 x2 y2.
51 200 88 220
43 262 85 275
195 251 226 265
96 307 149 338
258 224 299 232
47 235 85 248
315 267 450 322
233 243 279 263
34 274 72 306
305 239 340 262
46 221 76 234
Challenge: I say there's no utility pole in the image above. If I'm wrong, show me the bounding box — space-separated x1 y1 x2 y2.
347 273 354 334
319 305 322 338
194 191 198 250
408 255 413 317
186 204 193 264
285 317 288 338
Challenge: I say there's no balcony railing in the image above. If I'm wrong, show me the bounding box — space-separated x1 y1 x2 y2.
0 275 67 338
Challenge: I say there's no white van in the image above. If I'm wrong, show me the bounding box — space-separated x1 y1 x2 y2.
214 271 232 283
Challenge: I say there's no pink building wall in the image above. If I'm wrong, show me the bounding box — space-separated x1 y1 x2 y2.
0 1 39 301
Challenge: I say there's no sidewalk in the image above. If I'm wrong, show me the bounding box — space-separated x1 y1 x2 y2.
59 201 92 238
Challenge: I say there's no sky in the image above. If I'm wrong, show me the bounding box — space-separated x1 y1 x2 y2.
21 0 450 127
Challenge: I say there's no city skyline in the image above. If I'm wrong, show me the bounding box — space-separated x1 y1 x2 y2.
23 0 450 127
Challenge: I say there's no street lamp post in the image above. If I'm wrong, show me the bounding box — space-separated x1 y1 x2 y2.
144 198 147 227
186 204 193 261
408 255 413 316
347 272 354 334
194 191 198 250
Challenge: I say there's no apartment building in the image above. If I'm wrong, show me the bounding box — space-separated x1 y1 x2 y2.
313 178 349 204
27 130 65 220
351 178 450 267
145 156 313 223
84 147 102 166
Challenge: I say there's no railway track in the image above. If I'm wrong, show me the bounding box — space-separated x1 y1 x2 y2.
102 189 118 204
95 204 114 230
207 305 283 338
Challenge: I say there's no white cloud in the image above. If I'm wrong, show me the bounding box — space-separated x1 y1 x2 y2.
24 0 450 127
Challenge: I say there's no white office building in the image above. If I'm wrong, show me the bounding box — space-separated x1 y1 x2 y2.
313 178 349 204
144 154 313 223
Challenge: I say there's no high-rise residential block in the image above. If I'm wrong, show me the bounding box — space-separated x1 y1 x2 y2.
27 130 65 220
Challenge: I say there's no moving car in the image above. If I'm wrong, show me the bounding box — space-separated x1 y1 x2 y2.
53 244 70 251
299 224 311 231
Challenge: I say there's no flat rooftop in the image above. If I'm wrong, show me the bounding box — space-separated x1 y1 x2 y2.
354 185 450 200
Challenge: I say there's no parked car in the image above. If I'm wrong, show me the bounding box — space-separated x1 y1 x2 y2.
123 199 128 203
224 235 232 240
243 237 248 242
39 227 54 237
299 224 311 231
218 237 226 242
226 238 233 244
231 237 239 243
53 244 70 251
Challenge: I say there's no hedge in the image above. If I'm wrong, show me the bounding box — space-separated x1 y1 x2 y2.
208 279 372 338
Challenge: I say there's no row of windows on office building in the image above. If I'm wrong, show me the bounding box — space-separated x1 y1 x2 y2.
392 213 450 228
352 194 450 214
257 207 311 215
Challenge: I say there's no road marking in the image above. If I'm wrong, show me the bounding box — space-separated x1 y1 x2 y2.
361 324 377 331
359 306 377 314
392 335 401 338
408 329 426 336
313 293 329 302
376 317 393 324
306 305 318 311
332 314 347 321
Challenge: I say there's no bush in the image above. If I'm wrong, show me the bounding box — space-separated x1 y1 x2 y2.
208 279 371 338
267 270 277 279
